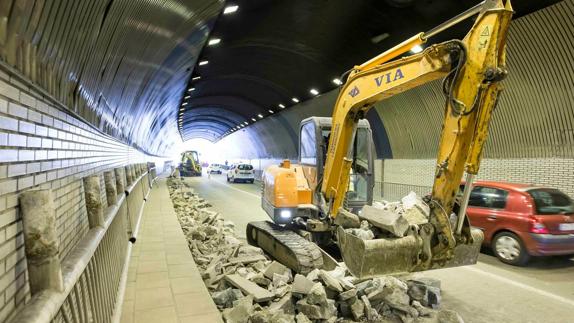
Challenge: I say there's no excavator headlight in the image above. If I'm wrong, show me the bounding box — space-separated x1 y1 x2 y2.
280 210 292 219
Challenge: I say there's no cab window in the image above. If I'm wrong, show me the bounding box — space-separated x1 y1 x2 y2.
468 186 509 209
300 122 317 165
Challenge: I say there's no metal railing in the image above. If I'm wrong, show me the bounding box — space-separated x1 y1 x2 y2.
375 181 432 202
10 164 156 323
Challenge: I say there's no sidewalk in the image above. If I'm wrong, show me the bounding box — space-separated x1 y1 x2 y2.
120 178 223 323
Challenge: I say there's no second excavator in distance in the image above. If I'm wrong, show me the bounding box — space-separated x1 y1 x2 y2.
247 0 514 278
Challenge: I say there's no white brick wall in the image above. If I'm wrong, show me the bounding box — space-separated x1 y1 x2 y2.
0 68 160 321
381 158 574 199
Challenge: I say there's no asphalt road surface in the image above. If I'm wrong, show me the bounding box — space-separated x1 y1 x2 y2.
183 173 574 323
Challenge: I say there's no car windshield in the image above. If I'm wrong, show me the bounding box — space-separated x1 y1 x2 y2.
527 188 574 215
238 164 253 170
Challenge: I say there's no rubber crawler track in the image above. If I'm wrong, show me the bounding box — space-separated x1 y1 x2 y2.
247 221 323 275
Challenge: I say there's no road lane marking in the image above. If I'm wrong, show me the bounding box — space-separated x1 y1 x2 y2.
463 266 574 307
210 177 261 198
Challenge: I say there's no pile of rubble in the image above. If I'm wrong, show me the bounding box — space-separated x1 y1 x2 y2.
339 192 435 241
167 179 464 323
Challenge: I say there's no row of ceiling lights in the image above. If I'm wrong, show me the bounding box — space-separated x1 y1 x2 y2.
180 4 425 136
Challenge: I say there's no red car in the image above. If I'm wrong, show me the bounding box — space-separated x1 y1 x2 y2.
462 181 574 265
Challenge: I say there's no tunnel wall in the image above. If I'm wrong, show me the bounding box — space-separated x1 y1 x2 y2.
217 0 574 198
0 67 165 320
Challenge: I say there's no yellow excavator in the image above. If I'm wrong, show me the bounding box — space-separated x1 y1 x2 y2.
179 150 202 176
247 0 513 278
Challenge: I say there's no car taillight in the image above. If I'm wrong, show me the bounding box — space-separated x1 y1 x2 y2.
529 218 549 234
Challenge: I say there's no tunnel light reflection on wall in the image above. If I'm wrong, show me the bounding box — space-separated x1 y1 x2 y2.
223 5 238 14
208 38 221 46
278 104 285 109
309 88 319 95
292 97 299 103
410 45 423 54
332 78 342 85
199 60 209 66
257 114 263 119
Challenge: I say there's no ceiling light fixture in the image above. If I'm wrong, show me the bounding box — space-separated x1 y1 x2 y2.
192 76 201 81
251 118 257 122
268 110 274 114
208 38 221 46
182 102 188 106
184 95 190 99
223 5 238 14
187 87 195 92
257 114 263 119
278 104 285 109
310 88 319 96
199 60 209 66
332 78 342 85
292 97 299 103
243 122 248 126
410 45 423 54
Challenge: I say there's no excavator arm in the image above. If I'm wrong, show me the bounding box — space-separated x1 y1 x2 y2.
322 0 513 273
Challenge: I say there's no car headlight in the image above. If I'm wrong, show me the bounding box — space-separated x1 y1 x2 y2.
280 210 292 219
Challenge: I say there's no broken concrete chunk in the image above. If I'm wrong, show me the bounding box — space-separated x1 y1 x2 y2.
412 300 434 317
250 273 271 287
427 286 441 309
295 298 337 320
403 207 429 226
401 191 430 216
223 295 254 323
295 312 312 323
306 283 328 306
361 295 373 321
292 274 315 296
334 208 361 228
212 288 243 308
408 281 429 305
350 298 365 321
360 205 409 237
338 288 357 301
273 273 290 287
224 254 267 266
269 292 295 314
225 274 275 302
306 269 320 281
338 276 356 291
319 270 343 292
264 261 290 280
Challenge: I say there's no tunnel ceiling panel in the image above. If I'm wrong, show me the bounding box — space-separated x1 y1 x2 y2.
0 0 223 156
179 0 560 142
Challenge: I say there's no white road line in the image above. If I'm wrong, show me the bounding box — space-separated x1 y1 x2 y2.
463 265 574 307
210 177 260 198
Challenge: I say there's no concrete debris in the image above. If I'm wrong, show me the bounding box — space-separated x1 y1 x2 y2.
166 178 464 323
334 208 361 228
360 205 410 237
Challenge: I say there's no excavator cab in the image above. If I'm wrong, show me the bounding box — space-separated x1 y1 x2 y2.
179 150 202 177
299 117 375 214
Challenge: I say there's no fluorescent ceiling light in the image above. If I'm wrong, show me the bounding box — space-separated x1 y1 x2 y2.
199 60 209 66
332 78 342 85
278 104 285 109
184 95 190 99
410 45 423 54
310 88 319 95
257 114 263 119
292 97 299 103
182 102 188 106
192 76 201 81
243 122 248 126
187 87 195 92
251 118 257 122
208 38 221 46
223 5 238 14
268 110 274 114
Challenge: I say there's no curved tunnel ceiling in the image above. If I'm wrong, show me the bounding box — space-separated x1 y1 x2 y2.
179 0 560 142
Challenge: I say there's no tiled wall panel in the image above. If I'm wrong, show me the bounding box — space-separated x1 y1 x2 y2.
0 68 156 321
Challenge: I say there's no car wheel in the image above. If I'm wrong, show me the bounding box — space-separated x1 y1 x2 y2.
249 179 254 184
492 232 530 266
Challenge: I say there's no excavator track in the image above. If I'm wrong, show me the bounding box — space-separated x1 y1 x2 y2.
246 221 323 275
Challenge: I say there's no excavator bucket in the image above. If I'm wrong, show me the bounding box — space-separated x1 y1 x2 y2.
337 226 483 279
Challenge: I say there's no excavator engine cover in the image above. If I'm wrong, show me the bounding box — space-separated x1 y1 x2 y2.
337 226 483 279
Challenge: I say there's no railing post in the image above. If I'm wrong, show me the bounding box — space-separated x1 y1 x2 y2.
19 190 64 294
114 167 126 194
125 165 133 187
104 171 117 206
83 175 105 228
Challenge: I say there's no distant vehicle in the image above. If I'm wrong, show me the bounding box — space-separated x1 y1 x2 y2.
461 181 574 265
227 164 255 183
207 163 223 174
